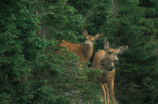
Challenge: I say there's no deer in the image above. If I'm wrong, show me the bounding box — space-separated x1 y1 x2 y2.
60 27 103 62
92 38 128 104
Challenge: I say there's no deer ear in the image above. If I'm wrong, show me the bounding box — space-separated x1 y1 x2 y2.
117 46 128 54
82 27 88 36
94 32 103 40
104 38 109 50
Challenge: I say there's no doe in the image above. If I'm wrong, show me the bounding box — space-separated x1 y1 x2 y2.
60 28 103 62
92 38 128 104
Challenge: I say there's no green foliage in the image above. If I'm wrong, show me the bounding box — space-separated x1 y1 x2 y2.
1 0 158 104
0 0 54 103
40 0 85 42
32 0 102 103
101 0 158 104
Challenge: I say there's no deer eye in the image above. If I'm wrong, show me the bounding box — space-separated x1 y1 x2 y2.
109 52 112 54
85 38 87 40
91 40 94 42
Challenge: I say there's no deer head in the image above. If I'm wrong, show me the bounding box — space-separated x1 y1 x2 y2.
103 38 128 64
82 27 103 48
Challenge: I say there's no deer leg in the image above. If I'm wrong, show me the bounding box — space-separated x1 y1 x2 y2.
98 81 107 104
110 80 115 104
104 83 109 104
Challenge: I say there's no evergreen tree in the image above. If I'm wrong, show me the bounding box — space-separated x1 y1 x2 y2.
101 0 158 104
0 0 50 103
33 0 102 103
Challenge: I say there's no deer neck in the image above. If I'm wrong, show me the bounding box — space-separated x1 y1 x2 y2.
83 45 93 61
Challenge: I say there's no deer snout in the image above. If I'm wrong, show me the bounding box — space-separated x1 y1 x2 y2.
114 60 119 63
86 44 90 47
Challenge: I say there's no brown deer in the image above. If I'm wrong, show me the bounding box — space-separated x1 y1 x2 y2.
60 28 103 62
92 38 128 104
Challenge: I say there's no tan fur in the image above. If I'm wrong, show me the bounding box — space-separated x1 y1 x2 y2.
60 28 103 62
92 38 128 104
